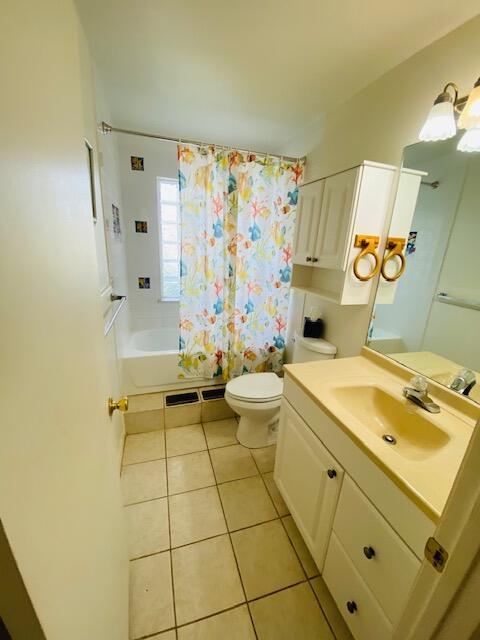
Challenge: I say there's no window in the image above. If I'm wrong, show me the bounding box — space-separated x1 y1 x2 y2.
157 177 180 300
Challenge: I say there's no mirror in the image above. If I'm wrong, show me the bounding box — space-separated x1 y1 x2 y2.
367 134 480 404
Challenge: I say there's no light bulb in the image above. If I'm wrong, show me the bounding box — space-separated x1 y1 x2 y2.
458 79 480 130
419 101 456 142
457 125 480 153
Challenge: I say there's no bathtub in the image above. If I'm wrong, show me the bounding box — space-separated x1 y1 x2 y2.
121 328 214 395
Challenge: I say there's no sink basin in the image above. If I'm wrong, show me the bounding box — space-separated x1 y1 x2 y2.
331 385 450 461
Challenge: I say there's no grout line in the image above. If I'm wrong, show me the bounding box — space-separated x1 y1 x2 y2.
307 578 339 640
246 578 308 604
164 429 178 632
174 602 250 632
202 423 259 640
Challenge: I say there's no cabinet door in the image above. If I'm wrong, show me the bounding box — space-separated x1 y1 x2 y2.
293 180 324 265
315 168 358 270
274 399 344 570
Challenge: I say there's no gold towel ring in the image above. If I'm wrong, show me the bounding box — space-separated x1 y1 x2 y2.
353 234 381 282
381 237 407 282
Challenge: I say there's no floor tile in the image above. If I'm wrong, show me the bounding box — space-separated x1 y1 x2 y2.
249 582 334 640
123 431 165 465
219 475 277 531
167 451 215 495
166 424 206 457
148 631 176 640
177 605 255 639
263 472 289 516
231 520 304 600
282 515 319 578
169 486 227 547
172 534 245 625
201 398 235 423
203 418 239 449
125 409 165 434
129 552 174 639
124 498 169 559
310 576 354 640
251 445 276 473
210 444 258 483
121 460 167 506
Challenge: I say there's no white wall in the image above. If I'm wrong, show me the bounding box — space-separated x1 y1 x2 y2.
299 15 480 358
374 147 467 352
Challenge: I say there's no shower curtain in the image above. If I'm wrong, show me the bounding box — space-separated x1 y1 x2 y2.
178 144 304 380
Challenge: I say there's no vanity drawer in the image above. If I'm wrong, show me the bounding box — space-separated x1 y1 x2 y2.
324 532 392 640
333 475 420 625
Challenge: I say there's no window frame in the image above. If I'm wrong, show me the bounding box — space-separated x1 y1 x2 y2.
157 177 180 302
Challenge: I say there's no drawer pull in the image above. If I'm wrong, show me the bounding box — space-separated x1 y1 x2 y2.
346 601 358 614
306 256 312 262
311 257 318 262
327 469 337 479
363 546 375 559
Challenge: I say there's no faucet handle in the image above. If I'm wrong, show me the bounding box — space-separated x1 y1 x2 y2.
409 375 428 393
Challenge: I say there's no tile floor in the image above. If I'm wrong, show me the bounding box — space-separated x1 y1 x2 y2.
121 417 353 640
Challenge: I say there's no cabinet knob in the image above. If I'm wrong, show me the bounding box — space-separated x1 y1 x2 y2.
327 469 337 479
311 257 318 262
306 256 312 262
346 601 358 614
363 546 375 559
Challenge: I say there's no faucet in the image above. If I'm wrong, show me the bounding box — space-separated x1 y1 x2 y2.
402 376 440 413
449 369 476 397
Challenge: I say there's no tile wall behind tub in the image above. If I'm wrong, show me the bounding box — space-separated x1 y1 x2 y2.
118 135 180 332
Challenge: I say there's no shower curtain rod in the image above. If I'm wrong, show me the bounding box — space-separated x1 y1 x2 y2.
100 122 304 163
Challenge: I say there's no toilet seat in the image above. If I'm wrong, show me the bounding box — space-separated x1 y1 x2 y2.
226 372 283 403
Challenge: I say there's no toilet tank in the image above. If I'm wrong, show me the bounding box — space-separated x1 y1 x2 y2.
292 332 337 363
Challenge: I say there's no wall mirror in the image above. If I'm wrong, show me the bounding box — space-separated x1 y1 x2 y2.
367 134 479 404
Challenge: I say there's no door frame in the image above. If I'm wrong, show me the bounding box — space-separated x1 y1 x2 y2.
393 416 480 639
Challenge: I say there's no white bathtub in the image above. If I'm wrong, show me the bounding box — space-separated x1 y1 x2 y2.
121 328 213 395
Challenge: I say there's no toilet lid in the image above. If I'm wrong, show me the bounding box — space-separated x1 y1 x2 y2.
226 372 283 401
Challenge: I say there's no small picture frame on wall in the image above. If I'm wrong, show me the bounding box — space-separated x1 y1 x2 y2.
138 277 150 289
135 220 148 233
112 204 121 238
131 156 144 171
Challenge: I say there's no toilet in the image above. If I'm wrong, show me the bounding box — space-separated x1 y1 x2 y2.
225 333 337 448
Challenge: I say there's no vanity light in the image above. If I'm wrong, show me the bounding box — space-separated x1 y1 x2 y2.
458 77 480 130
457 126 480 153
419 83 457 142
419 77 480 151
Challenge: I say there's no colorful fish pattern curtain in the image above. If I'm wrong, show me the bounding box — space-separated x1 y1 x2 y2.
178 144 304 380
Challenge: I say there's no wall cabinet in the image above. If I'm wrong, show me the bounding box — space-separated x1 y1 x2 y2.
293 180 324 265
292 161 395 305
275 376 433 640
274 399 344 571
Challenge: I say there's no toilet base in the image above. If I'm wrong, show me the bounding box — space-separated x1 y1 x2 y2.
236 415 279 449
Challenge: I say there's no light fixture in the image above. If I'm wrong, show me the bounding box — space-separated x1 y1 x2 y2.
458 77 480 130
419 83 458 142
457 126 480 153
419 77 480 152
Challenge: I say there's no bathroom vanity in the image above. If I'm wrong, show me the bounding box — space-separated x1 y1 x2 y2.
274 350 476 640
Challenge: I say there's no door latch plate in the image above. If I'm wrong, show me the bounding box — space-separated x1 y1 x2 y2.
425 537 449 573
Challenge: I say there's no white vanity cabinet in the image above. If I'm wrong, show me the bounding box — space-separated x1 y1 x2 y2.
274 399 344 570
292 161 396 305
275 376 435 640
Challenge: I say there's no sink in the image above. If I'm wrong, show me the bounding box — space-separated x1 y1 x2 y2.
330 385 450 461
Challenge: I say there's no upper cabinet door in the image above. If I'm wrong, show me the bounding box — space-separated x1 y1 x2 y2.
293 180 324 265
314 168 358 270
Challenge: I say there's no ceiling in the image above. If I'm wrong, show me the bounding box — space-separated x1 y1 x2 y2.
76 1 479 156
